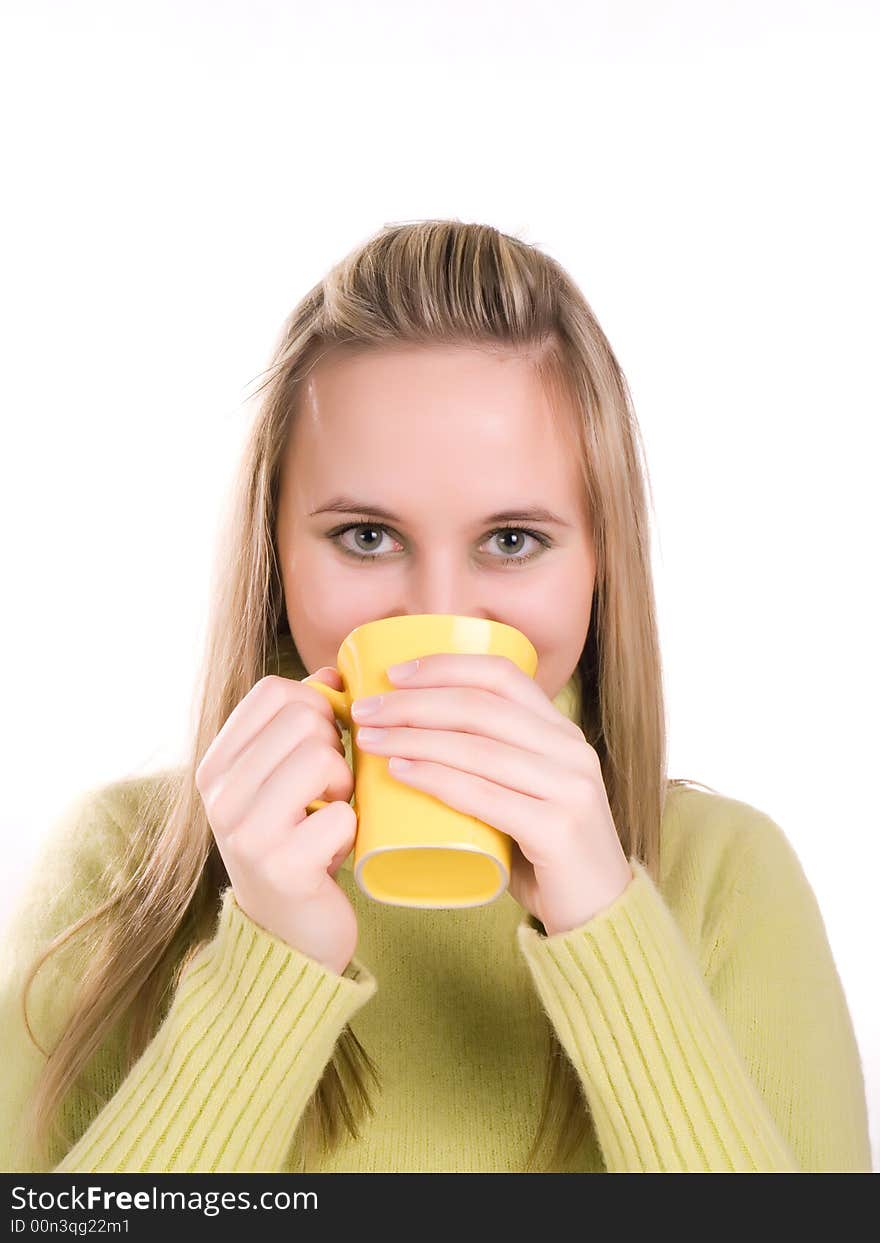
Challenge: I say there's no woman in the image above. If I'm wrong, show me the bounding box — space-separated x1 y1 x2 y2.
2 219 871 1173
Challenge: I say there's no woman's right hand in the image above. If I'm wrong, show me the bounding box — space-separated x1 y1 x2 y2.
195 667 358 977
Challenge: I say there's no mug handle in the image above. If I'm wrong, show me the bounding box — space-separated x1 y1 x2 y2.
303 678 352 813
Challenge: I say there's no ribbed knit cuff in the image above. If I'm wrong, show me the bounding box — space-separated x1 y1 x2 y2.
55 887 377 1173
516 858 799 1172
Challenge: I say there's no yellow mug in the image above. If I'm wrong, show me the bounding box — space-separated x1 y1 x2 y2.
303 613 538 909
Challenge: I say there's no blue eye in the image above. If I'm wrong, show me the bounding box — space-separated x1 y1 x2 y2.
326 521 552 567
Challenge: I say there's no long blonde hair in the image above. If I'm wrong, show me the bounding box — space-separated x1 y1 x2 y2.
21 218 715 1172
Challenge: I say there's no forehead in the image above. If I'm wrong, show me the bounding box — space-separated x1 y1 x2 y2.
285 344 582 510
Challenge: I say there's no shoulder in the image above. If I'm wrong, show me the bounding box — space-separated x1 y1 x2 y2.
65 765 186 861
1 769 187 1059
9 768 187 945
661 781 792 868
657 782 805 962
86 766 187 836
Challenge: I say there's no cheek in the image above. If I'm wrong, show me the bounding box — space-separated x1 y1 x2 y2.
516 577 593 693
509 578 591 646
282 545 386 647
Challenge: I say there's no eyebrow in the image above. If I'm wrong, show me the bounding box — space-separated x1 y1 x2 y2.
308 496 573 528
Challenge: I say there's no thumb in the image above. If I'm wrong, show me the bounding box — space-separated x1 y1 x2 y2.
303 665 344 691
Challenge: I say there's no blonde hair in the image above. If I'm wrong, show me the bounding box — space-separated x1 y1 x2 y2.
21 218 716 1172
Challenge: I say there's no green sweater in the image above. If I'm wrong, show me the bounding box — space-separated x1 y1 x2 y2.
0 676 872 1173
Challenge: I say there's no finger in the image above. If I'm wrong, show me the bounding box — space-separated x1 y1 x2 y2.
358 687 582 760
197 673 341 795
387 758 560 867
359 725 581 802
226 737 353 849
273 797 357 879
386 652 563 726
217 701 346 831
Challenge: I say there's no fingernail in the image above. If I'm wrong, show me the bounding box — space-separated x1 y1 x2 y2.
387 659 419 681
352 695 383 718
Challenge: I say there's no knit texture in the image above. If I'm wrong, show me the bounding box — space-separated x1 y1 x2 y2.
0 673 871 1172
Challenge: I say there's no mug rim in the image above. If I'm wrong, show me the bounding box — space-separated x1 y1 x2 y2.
339 613 536 654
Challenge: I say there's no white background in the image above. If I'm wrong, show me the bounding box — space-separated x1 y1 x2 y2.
1 0 877 1170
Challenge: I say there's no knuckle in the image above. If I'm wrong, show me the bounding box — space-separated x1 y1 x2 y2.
295 732 326 762
278 697 311 732
255 673 286 691
255 674 295 713
204 782 232 833
584 743 603 774
297 734 351 790
195 764 217 806
575 772 599 809
282 689 336 739
195 746 222 792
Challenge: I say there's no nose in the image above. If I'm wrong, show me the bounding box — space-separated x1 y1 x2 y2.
397 553 490 620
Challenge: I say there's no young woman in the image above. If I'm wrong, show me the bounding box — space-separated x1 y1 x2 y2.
2 220 871 1173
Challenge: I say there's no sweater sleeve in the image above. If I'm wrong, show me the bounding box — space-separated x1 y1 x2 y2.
0 790 377 1174
515 821 872 1173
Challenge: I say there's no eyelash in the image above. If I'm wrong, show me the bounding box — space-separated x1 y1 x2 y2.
326 521 553 567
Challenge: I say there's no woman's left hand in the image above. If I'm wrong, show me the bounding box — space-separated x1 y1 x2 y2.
351 652 634 936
